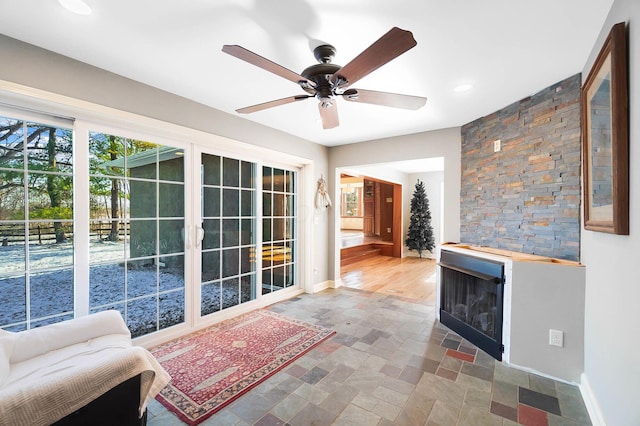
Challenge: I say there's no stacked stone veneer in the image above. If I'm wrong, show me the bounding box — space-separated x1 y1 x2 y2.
460 73 581 261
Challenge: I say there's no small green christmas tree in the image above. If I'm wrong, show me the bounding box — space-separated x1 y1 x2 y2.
405 179 435 258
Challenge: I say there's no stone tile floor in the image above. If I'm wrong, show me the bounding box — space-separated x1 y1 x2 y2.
147 287 592 425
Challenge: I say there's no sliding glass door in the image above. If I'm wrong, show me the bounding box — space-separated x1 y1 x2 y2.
1 107 302 338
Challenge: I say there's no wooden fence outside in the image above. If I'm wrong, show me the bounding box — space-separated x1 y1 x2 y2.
0 221 129 246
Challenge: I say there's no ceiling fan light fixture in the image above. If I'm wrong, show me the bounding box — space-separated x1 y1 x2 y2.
343 89 359 101
319 97 334 109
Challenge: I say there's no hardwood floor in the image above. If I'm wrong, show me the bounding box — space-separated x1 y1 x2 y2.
339 255 437 303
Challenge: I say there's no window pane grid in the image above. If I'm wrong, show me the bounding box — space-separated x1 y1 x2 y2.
261 167 297 295
87 131 185 337
2 113 300 337
200 153 256 317
0 117 74 331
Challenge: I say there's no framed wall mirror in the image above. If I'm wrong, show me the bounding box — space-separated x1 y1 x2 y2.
582 22 629 235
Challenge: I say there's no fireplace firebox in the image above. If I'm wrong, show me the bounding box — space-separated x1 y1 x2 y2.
438 250 504 360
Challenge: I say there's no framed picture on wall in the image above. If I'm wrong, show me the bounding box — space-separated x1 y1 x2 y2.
581 21 629 235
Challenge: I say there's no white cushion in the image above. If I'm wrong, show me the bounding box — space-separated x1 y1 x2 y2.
5 333 132 387
10 310 130 364
0 329 16 386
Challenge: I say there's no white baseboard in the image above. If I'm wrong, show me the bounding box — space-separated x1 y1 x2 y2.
580 373 606 426
502 361 578 387
313 280 339 293
491 364 604 426
496 360 608 426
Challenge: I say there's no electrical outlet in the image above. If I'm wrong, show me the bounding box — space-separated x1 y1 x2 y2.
494 139 501 152
549 329 564 347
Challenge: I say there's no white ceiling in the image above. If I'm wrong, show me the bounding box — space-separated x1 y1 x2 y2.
0 0 612 147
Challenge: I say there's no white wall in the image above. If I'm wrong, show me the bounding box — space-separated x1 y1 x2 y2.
343 165 409 186
508 262 586 383
404 172 444 258
328 128 461 280
581 1 640 424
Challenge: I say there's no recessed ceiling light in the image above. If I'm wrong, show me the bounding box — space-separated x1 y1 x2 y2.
58 0 92 15
454 84 474 93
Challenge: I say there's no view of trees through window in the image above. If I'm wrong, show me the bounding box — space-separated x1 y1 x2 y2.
340 177 363 217
88 132 186 337
0 115 74 331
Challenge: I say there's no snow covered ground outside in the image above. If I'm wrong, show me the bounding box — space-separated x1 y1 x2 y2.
0 240 247 336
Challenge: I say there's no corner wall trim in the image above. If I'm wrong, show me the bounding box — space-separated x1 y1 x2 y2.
580 373 606 426
311 280 342 293
312 280 330 293
329 280 342 289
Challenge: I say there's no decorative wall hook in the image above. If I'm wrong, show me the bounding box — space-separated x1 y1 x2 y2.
315 174 332 209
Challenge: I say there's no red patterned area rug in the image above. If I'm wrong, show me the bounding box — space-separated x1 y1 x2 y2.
150 309 335 425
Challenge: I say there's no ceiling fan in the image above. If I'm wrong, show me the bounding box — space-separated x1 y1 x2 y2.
222 27 427 130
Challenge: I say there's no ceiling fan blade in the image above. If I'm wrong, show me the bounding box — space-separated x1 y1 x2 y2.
318 98 339 129
341 89 426 110
331 27 417 88
222 45 315 88
236 95 312 114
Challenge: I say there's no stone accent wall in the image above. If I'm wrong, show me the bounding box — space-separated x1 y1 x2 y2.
460 74 581 261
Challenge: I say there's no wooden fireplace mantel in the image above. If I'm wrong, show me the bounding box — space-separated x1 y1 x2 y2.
440 242 581 266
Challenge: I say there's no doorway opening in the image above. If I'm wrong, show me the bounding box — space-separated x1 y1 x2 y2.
339 174 402 266
335 158 445 300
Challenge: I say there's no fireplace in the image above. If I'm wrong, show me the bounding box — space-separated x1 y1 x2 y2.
438 249 505 360
436 244 587 381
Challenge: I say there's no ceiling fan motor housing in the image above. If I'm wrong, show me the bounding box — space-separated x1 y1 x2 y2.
300 44 342 99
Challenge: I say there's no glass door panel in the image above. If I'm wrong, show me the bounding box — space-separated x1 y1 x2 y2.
88 132 185 337
200 153 256 317
0 115 74 331
262 167 297 295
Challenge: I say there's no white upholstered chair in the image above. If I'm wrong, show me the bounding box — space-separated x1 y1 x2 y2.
0 310 170 426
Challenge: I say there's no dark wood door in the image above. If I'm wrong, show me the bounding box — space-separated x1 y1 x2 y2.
379 183 394 241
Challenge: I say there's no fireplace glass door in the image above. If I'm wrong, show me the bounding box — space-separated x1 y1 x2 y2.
439 251 504 360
